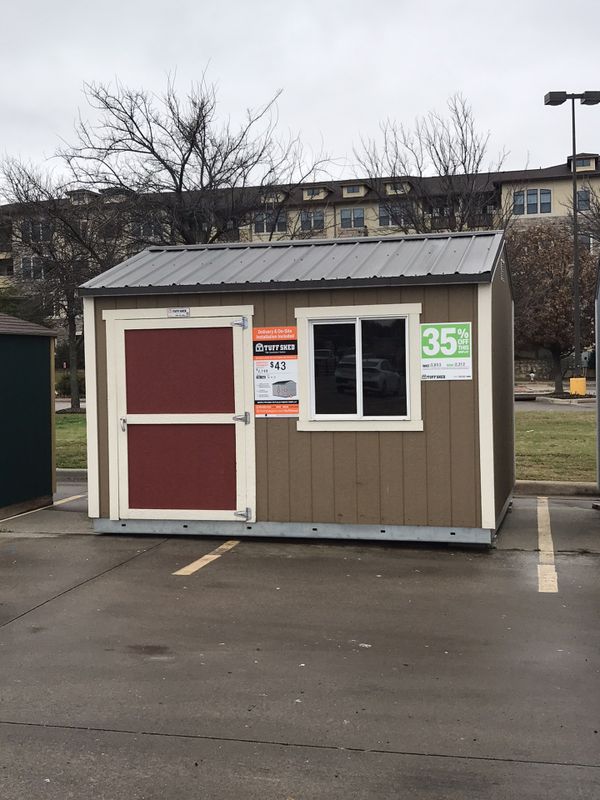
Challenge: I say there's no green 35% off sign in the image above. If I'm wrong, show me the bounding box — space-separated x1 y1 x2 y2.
420 322 472 381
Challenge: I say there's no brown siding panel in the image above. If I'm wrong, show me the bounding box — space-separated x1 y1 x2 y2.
94 284 482 531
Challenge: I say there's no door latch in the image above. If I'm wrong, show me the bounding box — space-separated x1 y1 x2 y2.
232 412 250 424
120 417 127 432
234 508 252 520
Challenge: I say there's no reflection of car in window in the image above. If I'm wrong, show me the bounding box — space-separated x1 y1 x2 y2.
335 357 402 396
314 348 336 374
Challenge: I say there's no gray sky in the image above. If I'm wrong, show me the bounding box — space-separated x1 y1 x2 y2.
1 0 598 178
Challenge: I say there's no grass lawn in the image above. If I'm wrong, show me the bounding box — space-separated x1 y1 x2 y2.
54 409 596 480
55 414 87 469
515 410 596 482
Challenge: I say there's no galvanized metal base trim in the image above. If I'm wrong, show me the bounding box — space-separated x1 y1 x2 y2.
93 518 493 545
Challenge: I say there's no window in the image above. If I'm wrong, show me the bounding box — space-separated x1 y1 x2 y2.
539 189 552 213
576 158 591 167
21 220 51 243
513 191 525 215
254 210 287 235
21 256 46 280
300 209 324 232
0 258 13 276
131 220 163 241
340 208 365 229
577 189 590 211
526 189 538 214
379 203 409 227
345 185 361 193
305 188 322 198
295 303 423 432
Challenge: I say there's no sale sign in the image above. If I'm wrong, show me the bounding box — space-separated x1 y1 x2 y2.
253 326 299 417
420 322 472 381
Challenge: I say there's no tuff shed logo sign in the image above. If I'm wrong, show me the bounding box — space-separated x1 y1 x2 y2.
253 327 299 417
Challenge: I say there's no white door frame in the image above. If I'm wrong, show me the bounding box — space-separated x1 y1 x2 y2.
104 306 255 522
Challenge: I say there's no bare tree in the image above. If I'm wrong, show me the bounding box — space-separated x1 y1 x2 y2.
0 159 131 409
506 222 596 393
356 94 509 233
62 76 328 245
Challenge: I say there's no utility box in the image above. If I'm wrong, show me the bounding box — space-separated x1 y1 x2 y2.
81 232 514 544
0 313 56 517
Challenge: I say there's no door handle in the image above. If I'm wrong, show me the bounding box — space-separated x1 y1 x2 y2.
120 417 127 432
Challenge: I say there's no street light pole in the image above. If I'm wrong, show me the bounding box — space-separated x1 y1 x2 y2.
544 90 600 387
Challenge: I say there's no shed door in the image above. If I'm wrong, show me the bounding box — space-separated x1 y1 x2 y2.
111 316 253 521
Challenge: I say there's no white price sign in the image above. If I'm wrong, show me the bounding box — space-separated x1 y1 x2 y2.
420 322 472 381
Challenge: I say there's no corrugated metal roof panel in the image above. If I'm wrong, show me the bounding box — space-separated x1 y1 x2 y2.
80 232 504 296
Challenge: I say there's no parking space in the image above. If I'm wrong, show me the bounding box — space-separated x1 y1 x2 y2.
0 493 598 798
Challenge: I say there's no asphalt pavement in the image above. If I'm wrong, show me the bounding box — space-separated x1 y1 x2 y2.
0 489 598 799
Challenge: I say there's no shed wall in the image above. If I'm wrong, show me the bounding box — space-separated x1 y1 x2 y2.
0 335 54 511
492 258 515 519
93 285 481 528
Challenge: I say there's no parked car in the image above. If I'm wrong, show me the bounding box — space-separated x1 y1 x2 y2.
335 357 402 395
314 348 336 374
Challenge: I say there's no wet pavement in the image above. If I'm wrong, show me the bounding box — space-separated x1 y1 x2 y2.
0 489 598 799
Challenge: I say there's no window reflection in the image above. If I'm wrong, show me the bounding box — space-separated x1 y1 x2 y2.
312 318 407 417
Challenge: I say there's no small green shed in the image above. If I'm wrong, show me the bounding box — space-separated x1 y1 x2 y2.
0 313 56 518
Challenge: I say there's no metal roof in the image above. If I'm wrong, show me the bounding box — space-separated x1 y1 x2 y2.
79 231 505 297
0 313 56 337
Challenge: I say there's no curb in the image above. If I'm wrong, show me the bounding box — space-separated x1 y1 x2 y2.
515 479 599 497
57 468 88 483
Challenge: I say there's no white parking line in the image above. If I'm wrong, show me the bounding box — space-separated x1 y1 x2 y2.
537 497 558 592
172 540 240 576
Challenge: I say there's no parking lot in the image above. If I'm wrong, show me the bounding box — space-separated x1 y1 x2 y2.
0 489 598 799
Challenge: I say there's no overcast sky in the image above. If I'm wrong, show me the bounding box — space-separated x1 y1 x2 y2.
1 0 598 180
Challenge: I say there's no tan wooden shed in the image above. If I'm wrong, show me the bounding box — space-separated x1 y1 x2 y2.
80 232 514 544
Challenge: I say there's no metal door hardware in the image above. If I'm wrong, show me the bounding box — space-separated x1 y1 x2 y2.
232 412 250 424
120 417 127 431
231 317 248 329
234 508 252 520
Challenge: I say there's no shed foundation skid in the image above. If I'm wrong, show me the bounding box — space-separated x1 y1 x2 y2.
93 519 494 545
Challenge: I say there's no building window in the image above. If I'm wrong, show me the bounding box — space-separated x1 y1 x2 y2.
295 303 423 432
540 189 552 213
21 256 46 280
254 210 287 235
340 208 365 229
577 189 590 211
379 203 409 227
300 209 324 232
21 220 51 243
305 188 322 198
0 258 13 276
576 158 591 167
513 191 525 215
526 189 538 214
345 185 361 194
131 220 163 241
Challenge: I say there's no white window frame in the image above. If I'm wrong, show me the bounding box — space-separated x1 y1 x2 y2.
295 303 423 432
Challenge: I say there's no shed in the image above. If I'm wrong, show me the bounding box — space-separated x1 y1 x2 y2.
0 313 56 517
80 231 514 544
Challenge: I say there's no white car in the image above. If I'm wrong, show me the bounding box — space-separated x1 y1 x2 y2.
335 357 402 396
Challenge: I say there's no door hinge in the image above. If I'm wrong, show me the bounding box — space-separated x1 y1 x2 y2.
234 507 252 520
232 412 251 424
231 317 248 329
120 417 127 432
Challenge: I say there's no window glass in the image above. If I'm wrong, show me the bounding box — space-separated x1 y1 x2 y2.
379 205 390 226
526 189 538 214
577 189 590 211
300 211 311 231
353 208 365 227
540 189 552 213
313 323 356 414
346 185 360 193
313 209 324 230
340 209 352 229
361 319 407 416
254 213 265 234
576 158 591 167
513 191 524 215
